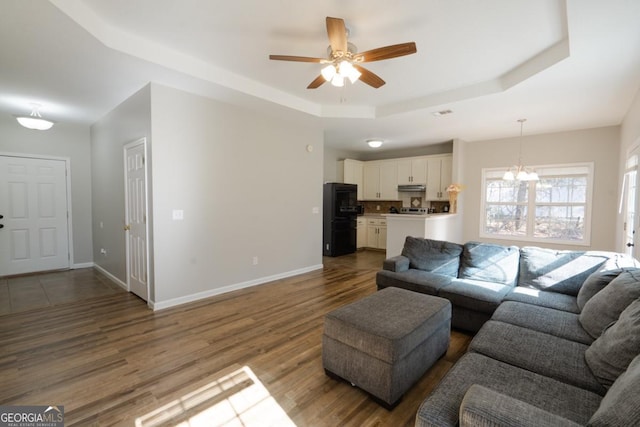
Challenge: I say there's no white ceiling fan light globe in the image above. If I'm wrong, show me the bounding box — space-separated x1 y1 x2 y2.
321 64 337 81
331 74 344 87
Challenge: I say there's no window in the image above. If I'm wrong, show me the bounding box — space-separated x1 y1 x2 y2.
481 163 593 245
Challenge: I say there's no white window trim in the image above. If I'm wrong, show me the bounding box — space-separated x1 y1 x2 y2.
479 162 594 246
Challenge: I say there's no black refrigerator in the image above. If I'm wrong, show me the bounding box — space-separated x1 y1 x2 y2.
323 183 358 256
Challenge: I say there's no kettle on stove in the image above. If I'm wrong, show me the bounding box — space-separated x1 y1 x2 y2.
389 206 399 214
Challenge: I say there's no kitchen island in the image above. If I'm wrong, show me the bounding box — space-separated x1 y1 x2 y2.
383 213 461 257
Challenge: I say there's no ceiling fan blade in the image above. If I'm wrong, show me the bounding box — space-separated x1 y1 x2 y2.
269 55 325 63
326 17 347 53
357 42 417 62
353 65 385 88
307 75 326 89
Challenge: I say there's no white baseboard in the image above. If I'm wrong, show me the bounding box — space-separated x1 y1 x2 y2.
93 264 128 291
72 262 94 269
150 264 323 311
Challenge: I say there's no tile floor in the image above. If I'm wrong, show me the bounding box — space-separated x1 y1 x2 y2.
0 268 124 315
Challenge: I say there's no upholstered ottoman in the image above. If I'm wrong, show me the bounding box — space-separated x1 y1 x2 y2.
322 287 451 408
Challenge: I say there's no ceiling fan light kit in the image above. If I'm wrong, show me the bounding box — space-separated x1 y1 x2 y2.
269 17 417 89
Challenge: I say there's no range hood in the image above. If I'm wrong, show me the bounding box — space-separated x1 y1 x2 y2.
397 184 426 192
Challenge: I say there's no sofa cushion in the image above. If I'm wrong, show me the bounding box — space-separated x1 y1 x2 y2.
415 353 602 427
588 353 640 426
401 237 463 276
469 320 605 394
579 269 640 338
376 269 454 295
458 241 520 286
492 301 593 345
577 268 625 311
459 385 583 427
585 298 640 389
439 279 512 314
518 247 608 296
503 287 580 313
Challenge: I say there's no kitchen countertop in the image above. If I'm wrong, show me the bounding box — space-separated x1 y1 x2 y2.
383 213 456 218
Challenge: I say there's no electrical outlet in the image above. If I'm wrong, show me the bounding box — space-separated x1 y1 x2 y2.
100 248 107 256
252 256 258 265
376 205 381 211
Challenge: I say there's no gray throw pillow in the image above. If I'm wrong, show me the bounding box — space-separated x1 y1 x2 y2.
401 237 463 276
458 242 520 286
577 268 625 311
579 269 640 338
588 353 640 426
585 298 640 389
518 247 607 296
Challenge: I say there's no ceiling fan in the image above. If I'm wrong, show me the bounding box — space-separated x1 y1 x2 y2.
269 17 417 89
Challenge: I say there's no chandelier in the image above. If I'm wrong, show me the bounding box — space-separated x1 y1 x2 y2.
503 119 538 181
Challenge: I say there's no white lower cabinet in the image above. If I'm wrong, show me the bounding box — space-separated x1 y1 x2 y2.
366 218 387 249
356 218 366 248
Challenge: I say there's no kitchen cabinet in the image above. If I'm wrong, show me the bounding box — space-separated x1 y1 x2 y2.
363 161 398 200
426 156 453 200
397 158 428 185
356 217 366 248
367 218 387 249
343 159 364 200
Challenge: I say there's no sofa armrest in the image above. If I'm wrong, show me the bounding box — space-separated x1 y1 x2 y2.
383 255 410 272
459 385 582 427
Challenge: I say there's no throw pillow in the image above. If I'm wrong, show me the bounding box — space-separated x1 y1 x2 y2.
577 268 625 311
458 242 520 286
585 298 640 389
588 353 640 426
579 269 640 338
518 247 607 296
401 237 463 277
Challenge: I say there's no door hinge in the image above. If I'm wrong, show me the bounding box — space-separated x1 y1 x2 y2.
143 156 145 165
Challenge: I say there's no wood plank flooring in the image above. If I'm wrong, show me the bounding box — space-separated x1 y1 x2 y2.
0 251 472 426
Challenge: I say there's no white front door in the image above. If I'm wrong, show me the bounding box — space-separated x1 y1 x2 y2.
0 155 70 275
124 139 149 301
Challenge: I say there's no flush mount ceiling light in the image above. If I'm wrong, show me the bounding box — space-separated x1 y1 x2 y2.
503 119 539 181
367 139 383 148
15 103 55 131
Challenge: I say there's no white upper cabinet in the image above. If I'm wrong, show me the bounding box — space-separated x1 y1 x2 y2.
363 161 398 200
397 158 428 185
343 159 364 200
426 155 453 200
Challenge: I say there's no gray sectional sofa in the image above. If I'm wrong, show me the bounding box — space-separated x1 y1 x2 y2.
374 237 640 426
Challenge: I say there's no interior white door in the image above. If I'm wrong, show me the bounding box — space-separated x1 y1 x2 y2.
622 147 640 259
0 155 70 275
124 139 149 301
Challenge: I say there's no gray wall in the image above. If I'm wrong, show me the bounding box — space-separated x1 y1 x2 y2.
149 84 324 306
461 126 620 251
90 84 152 288
0 116 93 266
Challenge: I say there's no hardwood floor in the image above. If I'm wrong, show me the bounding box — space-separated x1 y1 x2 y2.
0 251 472 426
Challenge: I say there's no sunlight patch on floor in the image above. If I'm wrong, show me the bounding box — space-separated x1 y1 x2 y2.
135 365 296 427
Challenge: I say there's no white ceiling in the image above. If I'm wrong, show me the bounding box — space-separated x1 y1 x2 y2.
1 0 639 153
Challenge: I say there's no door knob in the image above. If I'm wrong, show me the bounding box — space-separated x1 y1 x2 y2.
627 242 635 247
124 224 131 231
